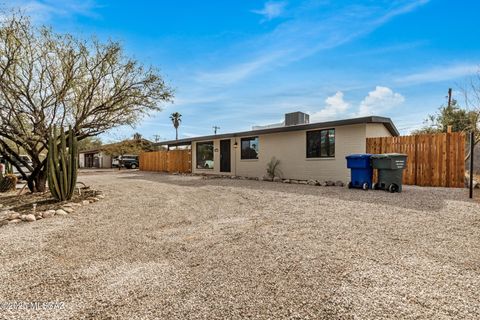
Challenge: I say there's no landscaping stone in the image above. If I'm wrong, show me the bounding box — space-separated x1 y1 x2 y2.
307 179 316 185
315 180 322 186
8 219 21 224
273 177 282 182
63 207 74 213
335 180 345 187
20 215 27 221
25 214 36 222
82 200 90 205
282 179 290 183
290 180 299 184
262 176 273 182
298 180 308 185
55 209 68 216
63 203 74 208
325 180 336 186
9 212 20 220
43 211 55 218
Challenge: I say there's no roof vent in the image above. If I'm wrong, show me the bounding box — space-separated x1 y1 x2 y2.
285 112 310 126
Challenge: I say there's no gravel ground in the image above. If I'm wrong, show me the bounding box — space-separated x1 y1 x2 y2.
0 171 479 319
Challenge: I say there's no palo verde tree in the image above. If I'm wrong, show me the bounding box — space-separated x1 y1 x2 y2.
0 13 173 192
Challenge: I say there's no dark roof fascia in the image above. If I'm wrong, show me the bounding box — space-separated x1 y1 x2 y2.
155 116 399 146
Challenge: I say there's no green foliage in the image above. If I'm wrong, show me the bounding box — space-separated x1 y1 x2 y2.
47 126 78 201
413 100 477 135
102 139 153 157
0 173 17 192
78 137 102 152
266 157 281 178
170 112 182 140
5 161 13 174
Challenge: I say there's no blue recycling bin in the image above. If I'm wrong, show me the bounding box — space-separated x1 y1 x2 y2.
346 154 373 190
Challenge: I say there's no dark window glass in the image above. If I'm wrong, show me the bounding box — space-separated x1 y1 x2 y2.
196 141 214 169
241 137 259 159
306 129 335 158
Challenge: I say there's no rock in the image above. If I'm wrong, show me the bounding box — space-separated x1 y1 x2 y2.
315 180 322 186
290 180 299 184
230 176 237 179
20 215 27 221
63 207 74 213
43 211 55 218
55 209 68 216
63 203 74 208
71 203 82 207
335 180 345 187
82 200 90 206
325 180 335 186
8 219 21 224
298 180 308 185
307 179 316 185
36 215 43 220
9 212 20 220
262 176 273 182
25 214 36 222
273 177 282 182
283 179 290 183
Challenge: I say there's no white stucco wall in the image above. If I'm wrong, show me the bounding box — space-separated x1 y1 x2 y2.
192 123 380 182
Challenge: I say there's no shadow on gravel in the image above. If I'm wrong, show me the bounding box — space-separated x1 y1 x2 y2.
116 172 472 213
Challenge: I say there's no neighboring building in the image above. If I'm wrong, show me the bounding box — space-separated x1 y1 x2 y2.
78 148 112 169
79 138 153 169
155 112 398 183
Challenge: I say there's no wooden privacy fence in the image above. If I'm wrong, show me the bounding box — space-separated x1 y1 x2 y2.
366 132 465 188
139 150 192 173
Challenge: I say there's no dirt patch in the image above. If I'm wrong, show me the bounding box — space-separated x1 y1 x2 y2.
0 171 479 319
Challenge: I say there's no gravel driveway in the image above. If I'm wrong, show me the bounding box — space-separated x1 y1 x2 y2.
1 171 479 319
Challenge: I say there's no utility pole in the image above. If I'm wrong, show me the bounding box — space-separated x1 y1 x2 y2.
153 134 161 143
213 126 220 135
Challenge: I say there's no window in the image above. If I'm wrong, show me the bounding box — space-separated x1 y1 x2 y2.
241 136 259 160
196 141 214 169
306 129 335 158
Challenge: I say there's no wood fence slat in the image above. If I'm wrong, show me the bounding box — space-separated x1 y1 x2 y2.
366 132 465 188
139 150 192 174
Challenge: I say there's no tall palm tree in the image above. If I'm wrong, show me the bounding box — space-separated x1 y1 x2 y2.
170 112 182 140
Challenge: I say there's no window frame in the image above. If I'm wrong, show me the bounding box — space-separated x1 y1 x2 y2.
306 128 335 159
240 136 259 160
196 141 214 170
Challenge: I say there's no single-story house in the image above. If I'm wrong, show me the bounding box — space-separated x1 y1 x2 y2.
156 112 399 183
78 148 112 169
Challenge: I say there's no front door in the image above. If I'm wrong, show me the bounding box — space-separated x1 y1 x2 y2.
220 139 231 173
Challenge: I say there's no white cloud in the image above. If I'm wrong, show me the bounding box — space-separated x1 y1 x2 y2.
197 1 430 86
252 1 287 21
310 91 350 122
357 86 404 116
395 63 478 85
4 0 99 23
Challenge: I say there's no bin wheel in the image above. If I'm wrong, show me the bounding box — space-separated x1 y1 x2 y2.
388 184 399 193
347 182 352 189
362 182 369 190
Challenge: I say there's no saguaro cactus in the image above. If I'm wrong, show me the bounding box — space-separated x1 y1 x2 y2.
47 126 78 201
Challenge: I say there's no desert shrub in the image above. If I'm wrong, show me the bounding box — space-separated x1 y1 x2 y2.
266 157 281 178
0 174 17 192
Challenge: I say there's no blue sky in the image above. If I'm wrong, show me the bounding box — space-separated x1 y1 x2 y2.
8 0 480 141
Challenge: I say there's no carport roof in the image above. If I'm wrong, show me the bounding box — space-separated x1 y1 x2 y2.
155 116 399 146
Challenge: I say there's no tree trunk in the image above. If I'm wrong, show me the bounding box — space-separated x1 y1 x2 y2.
27 167 48 193
176 128 178 140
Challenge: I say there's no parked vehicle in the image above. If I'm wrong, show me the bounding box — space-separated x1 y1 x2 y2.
113 155 139 169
